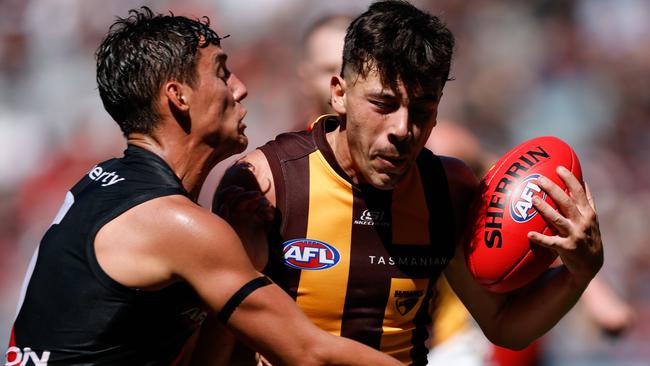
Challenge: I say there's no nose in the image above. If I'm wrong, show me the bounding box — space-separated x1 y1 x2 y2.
229 73 248 102
388 107 411 143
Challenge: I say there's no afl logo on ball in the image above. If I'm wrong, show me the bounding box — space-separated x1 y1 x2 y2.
510 174 547 223
283 239 341 270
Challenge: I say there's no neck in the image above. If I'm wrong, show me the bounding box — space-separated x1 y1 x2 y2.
326 125 362 185
127 133 222 201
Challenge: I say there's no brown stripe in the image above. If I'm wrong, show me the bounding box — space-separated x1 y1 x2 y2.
259 144 309 299
392 167 430 245
340 186 393 347
313 115 355 184
412 150 456 363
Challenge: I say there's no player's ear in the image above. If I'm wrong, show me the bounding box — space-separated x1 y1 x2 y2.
165 82 189 112
330 75 346 114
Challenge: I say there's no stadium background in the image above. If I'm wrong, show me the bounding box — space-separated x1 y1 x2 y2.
0 0 648 364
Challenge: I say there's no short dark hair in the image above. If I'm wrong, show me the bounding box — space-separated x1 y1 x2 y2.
342 0 454 96
96 7 225 136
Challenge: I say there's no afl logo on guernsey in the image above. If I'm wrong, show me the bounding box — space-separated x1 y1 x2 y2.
282 239 341 270
510 174 547 223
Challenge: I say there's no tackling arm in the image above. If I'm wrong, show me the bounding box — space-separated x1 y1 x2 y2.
168 200 401 365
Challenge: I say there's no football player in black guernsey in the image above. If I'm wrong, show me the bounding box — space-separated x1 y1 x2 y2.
5 7 402 366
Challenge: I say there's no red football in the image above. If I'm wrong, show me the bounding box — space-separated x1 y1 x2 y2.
465 136 583 293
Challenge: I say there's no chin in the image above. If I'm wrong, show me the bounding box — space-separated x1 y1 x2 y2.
207 134 248 160
239 134 249 147
368 175 401 190
233 137 248 154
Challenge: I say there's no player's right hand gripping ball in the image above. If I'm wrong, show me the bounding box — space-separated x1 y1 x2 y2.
465 136 583 293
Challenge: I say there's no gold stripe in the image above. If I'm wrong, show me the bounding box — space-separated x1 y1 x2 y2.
431 277 469 346
392 166 430 245
380 278 430 363
309 114 336 130
296 150 353 335
382 165 431 363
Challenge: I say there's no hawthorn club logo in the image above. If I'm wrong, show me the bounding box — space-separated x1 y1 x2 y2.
394 290 424 316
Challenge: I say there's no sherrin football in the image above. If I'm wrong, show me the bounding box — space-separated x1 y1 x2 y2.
465 136 583 293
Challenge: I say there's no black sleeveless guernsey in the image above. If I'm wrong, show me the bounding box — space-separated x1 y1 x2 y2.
259 116 456 365
6 145 208 366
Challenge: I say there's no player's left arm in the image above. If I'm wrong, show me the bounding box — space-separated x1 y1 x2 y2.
189 313 238 366
441 157 604 350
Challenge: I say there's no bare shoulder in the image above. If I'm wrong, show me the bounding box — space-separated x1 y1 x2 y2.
96 194 248 289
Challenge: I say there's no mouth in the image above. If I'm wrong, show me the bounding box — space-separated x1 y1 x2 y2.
238 108 248 134
376 155 408 173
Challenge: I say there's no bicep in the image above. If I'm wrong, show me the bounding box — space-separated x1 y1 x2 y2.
440 157 508 332
443 243 505 323
173 214 264 312
177 229 326 365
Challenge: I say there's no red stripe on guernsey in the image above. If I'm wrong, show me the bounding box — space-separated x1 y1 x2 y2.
5 327 17 364
170 330 200 366
9 326 15 347
170 348 186 366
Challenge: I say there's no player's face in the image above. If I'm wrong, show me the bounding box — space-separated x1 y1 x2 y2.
190 45 248 155
337 69 441 190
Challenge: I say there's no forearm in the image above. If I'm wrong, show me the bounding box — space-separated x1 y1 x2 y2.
226 284 401 366
487 266 591 349
233 327 402 366
318 334 402 366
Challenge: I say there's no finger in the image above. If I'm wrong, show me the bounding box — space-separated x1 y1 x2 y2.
532 196 571 236
556 166 588 208
536 174 581 220
527 230 562 253
585 182 597 211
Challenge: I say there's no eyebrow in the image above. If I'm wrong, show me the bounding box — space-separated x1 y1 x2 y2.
412 93 439 103
367 90 439 103
367 91 397 99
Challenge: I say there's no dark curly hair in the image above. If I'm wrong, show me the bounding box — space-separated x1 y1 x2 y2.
342 0 454 96
96 7 225 136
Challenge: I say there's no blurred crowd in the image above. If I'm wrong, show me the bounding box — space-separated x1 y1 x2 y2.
1 0 648 364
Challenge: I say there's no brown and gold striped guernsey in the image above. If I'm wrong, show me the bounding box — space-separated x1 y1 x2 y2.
259 116 456 365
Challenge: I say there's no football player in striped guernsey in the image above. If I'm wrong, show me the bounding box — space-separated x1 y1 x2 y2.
209 1 604 365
